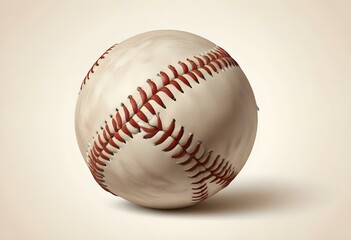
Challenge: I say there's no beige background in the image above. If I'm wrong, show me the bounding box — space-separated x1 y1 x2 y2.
1 0 350 239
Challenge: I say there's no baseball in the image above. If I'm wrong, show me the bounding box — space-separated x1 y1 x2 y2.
75 30 258 209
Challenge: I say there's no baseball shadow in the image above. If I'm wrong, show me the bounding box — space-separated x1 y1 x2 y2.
114 179 316 216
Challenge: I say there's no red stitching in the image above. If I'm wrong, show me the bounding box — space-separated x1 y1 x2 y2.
169 80 184 93
151 95 166 108
168 65 178 78
82 46 239 203
155 119 175 145
139 115 236 202
178 61 189 72
137 87 148 104
80 44 117 91
160 87 176 100
147 79 158 94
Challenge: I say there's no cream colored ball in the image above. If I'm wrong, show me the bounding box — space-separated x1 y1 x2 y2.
75 30 258 209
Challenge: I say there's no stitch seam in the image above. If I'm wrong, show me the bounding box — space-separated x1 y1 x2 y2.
80 44 117 91
139 116 238 202
82 45 239 202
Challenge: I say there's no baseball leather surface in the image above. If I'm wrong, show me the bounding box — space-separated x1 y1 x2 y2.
75 30 258 209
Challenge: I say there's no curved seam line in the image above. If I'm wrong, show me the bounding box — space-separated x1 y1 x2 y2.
80 44 117 91
82 45 239 201
142 123 238 202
